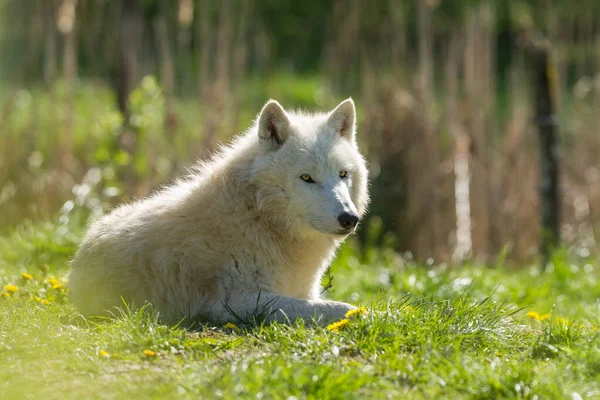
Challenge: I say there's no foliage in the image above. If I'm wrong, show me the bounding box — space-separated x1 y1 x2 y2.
2 0 600 261
2 0 599 86
0 217 599 399
0 73 337 233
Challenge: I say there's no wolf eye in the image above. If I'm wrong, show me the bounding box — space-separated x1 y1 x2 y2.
300 174 315 183
339 170 348 178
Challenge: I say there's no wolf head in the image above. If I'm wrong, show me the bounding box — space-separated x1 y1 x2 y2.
249 99 369 237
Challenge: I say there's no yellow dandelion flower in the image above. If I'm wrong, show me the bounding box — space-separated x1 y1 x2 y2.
47 278 59 286
21 272 33 280
143 349 156 357
51 283 63 290
345 306 367 318
99 350 111 358
326 318 350 333
401 305 415 313
1 292 9 298
539 313 550 321
4 285 18 294
31 296 42 303
527 311 540 320
224 322 239 330
41 299 50 305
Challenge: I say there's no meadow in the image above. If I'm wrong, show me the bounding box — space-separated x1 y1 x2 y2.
1 76 599 400
2 1 600 398
1 212 599 399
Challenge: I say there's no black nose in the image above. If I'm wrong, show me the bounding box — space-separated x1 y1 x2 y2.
338 212 359 230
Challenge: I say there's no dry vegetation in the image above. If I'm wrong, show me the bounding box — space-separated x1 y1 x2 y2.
1 0 599 263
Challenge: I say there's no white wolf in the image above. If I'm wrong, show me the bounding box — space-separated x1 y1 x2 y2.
69 98 369 325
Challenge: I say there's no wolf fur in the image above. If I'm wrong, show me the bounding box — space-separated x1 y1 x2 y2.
69 98 369 325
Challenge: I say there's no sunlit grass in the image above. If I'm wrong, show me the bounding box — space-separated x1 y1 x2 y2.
0 218 599 399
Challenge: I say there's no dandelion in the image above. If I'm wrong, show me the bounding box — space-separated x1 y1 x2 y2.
326 318 350 333
143 349 156 357
47 278 63 289
21 272 33 280
0 292 9 298
527 311 540 320
224 322 239 330
401 305 415 314
527 311 551 321
31 296 50 305
345 306 367 318
99 350 111 358
4 285 18 294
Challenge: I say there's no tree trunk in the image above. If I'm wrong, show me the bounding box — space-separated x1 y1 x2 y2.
596 36 600 136
116 0 142 121
201 0 232 156
58 0 78 172
416 0 441 260
197 0 212 98
154 10 178 176
446 31 472 263
155 15 175 107
43 0 58 89
215 0 232 97
464 3 493 262
231 1 250 131
525 34 560 267
177 0 193 95
389 0 405 74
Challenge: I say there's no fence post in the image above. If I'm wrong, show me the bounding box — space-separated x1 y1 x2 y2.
525 34 560 268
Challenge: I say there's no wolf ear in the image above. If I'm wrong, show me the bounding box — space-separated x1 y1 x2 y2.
327 98 356 140
258 100 291 151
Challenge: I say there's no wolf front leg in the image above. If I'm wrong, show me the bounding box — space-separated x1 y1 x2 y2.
209 292 355 326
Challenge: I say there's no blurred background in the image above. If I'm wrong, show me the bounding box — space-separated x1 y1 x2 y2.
0 0 599 265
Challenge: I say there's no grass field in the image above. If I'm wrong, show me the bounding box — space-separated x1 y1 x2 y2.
0 215 599 399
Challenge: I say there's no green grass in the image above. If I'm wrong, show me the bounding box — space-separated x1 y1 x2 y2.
0 217 599 399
